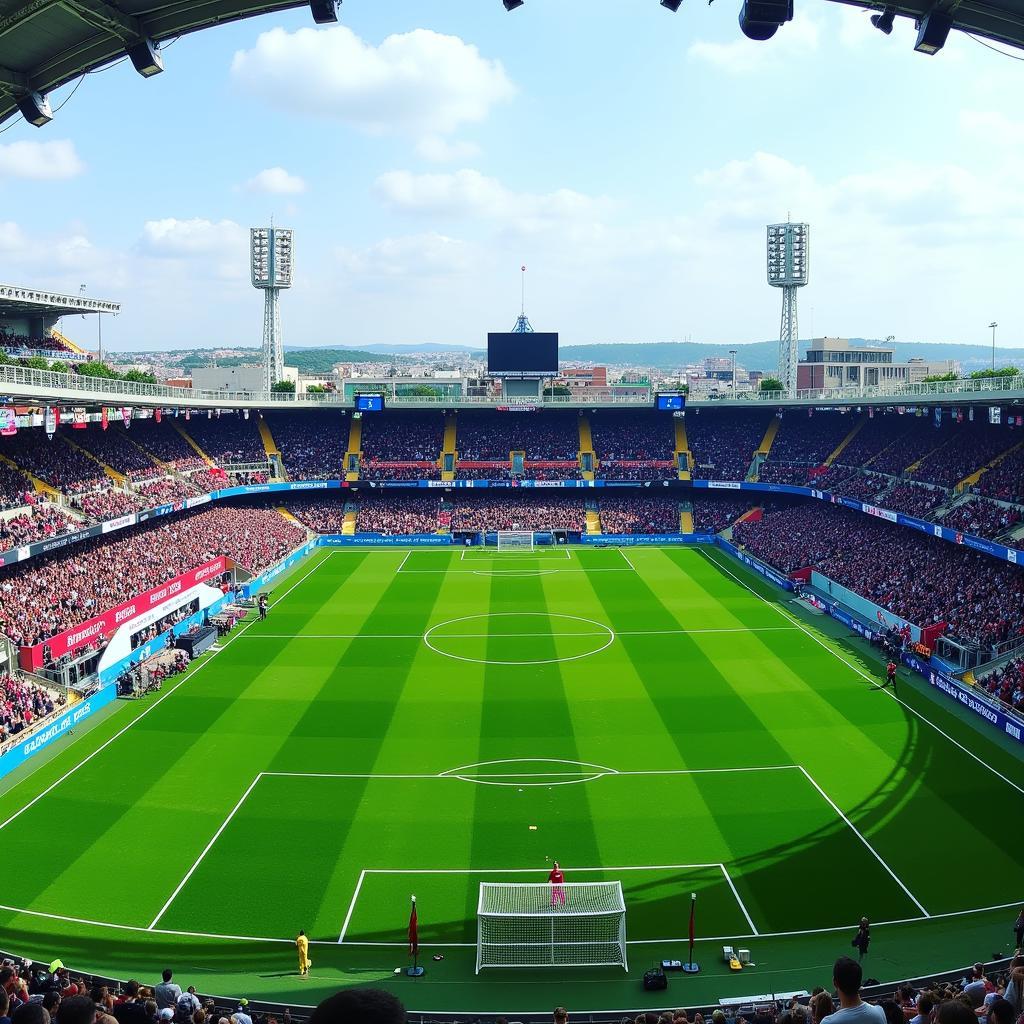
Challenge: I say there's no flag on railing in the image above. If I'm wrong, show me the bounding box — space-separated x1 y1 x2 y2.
408 895 419 958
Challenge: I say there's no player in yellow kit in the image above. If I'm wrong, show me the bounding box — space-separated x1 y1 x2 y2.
296 929 312 975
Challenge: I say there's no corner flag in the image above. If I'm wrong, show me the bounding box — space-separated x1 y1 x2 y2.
408 895 419 957
683 891 700 974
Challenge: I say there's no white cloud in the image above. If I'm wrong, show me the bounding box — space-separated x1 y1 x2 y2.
138 218 248 281
244 167 307 194
959 110 1024 144
231 26 515 138
688 12 820 73
0 140 84 181
415 136 482 163
374 169 611 233
336 232 475 280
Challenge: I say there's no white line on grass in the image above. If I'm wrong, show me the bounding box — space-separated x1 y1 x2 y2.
241 626 800 640
337 870 366 943
0 551 335 835
360 863 723 874
618 548 637 572
396 551 411 573
718 864 759 935
699 548 1024 799
147 774 264 929
796 765 929 917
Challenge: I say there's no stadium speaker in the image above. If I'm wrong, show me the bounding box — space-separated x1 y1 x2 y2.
913 8 952 52
16 90 52 127
870 6 896 33
503 0 525 10
661 0 683 10
643 967 668 991
309 0 339 23
127 39 164 78
738 0 793 39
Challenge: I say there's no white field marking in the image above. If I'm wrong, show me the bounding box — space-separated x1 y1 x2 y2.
240 626 801 640
361 863 723 874
4 895 1024 950
264 765 799 780
438 757 619 777
796 765 929 917
0 550 335 834
422 612 615 666
699 548 1024 799
147 773 264 930
718 863 759 936
337 869 366 943
396 550 412 573
618 548 637 572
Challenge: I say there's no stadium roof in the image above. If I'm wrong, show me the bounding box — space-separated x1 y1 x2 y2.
0 282 120 318
2 0 1024 128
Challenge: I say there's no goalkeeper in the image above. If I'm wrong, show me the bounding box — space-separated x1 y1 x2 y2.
549 860 566 906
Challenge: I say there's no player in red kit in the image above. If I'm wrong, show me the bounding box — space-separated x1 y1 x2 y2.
549 860 566 906
884 660 897 693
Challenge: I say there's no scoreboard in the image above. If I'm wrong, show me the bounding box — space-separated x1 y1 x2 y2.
487 332 559 377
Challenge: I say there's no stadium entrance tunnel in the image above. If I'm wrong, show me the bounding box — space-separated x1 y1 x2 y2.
422 612 615 665
438 757 617 786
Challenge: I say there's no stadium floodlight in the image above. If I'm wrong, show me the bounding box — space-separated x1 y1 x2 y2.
251 226 294 390
661 0 683 11
503 0 524 10
476 881 627 972
870 6 896 33
127 39 164 78
914 7 953 52
738 0 793 39
309 0 339 24
767 221 809 397
16 91 52 127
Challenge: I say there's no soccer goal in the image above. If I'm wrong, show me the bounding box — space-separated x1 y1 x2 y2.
476 881 627 972
495 530 535 551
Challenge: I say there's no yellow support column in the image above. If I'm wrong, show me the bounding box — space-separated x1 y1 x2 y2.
680 509 694 534
757 415 781 456
258 416 285 478
172 422 216 466
441 412 457 481
585 509 602 535
0 454 60 499
342 510 358 535
955 439 1023 492
276 506 303 526
824 413 867 466
673 418 692 481
60 433 126 485
344 417 362 481
578 414 596 481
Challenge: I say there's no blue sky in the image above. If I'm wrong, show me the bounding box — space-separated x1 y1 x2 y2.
0 0 1020 353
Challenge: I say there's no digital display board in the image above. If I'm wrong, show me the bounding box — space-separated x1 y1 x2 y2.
656 393 686 411
355 394 384 412
487 332 559 376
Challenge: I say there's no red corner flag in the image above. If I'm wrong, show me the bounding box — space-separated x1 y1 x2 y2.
408 896 419 958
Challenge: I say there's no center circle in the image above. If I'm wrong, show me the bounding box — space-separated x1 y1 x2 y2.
423 612 615 666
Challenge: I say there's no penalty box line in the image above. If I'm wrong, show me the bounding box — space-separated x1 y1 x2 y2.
337 863 757 944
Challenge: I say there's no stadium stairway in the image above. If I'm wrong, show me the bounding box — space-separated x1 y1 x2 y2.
48 328 88 356
342 504 357 535
585 502 602 535
60 433 126 485
344 417 362 481
680 502 694 534
441 413 457 482
172 422 216 466
577 415 596 481
955 438 1024 492
824 413 867 466
0 453 60 499
257 416 287 480
749 415 782 480
673 418 692 481
276 506 304 528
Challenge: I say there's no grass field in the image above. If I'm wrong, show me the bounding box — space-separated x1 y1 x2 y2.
1 544 1023 1015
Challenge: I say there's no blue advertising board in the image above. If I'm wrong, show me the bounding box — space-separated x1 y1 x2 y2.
318 533 452 547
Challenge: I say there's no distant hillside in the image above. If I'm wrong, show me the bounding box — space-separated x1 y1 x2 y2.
559 340 1024 373
172 347 394 372
288 343 484 355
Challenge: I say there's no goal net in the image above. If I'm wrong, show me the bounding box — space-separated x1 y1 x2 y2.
495 530 535 551
476 881 627 972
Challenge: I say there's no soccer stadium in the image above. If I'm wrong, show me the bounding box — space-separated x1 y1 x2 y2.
2 3 1024 1024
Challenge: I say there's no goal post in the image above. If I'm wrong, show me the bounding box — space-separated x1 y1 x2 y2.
476 881 627 972
495 530 535 551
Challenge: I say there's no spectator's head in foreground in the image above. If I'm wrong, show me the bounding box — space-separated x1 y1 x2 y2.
309 990 405 1024
834 957 864 1001
935 1002 976 1024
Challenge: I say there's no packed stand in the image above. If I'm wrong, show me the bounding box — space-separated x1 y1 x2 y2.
866 416 944 476
72 488 145 521
129 420 208 472
264 412 347 479
75 425 161 477
356 494 441 534
833 413 921 471
0 461 35 510
768 410 858 465
599 495 679 534
940 498 1021 541
0 504 80 550
876 482 946 518
975 447 1024 505
0 674 61 746
286 497 351 533
0 330 73 353
813 468 889 502
360 412 442 459
452 493 585 531
133 476 199 505
687 410 772 481
0 431 108 494
0 504 306 650
911 419 1018 487
185 468 229 493
734 502 1024 650
183 415 265 464
592 411 675 479
691 496 756 533
455 410 580 461
979 658 1024 713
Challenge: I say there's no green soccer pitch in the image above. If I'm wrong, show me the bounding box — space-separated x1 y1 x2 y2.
1 544 1023 1016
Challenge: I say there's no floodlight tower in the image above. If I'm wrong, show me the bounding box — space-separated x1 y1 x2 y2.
766 221 809 396
250 226 294 389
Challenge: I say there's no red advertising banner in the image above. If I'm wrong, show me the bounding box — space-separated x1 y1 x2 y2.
19 556 227 670
101 407 109 431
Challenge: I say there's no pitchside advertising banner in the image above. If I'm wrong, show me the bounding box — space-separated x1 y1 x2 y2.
318 534 452 546
19 557 227 670
0 683 118 783
579 533 703 546
715 537 795 590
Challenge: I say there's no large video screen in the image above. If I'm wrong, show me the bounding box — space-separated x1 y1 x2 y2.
487 332 559 376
